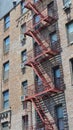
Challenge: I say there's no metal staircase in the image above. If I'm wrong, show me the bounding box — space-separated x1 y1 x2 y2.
31 98 54 130
23 0 61 129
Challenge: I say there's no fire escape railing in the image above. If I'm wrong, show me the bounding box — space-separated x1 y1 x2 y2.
23 1 63 130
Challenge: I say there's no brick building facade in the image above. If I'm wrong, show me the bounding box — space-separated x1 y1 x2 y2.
0 0 73 130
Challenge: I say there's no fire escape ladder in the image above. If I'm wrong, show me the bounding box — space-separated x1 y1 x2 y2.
24 2 56 24
31 98 54 130
24 2 40 15
25 30 47 51
37 62 51 82
25 30 58 56
30 62 51 87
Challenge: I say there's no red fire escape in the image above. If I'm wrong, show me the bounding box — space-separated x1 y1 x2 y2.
24 0 61 129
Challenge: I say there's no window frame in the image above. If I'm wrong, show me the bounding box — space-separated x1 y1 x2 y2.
50 31 57 43
3 61 9 81
53 66 61 88
47 1 54 17
3 90 9 109
55 104 64 130
33 14 41 30
50 31 58 50
21 24 26 45
22 80 28 96
21 1 27 14
22 115 28 129
66 21 73 45
4 13 10 30
21 23 26 34
69 58 73 85
3 36 10 54
21 50 27 63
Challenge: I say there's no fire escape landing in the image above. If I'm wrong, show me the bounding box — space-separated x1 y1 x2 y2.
23 1 62 129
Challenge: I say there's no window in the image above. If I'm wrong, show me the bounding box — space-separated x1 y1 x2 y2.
33 15 40 30
21 50 27 74
48 2 54 17
35 75 42 86
56 105 64 130
63 0 71 5
22 81 28 96
34 42 42 56
21 24 26 34
4 14 10 29
22 81 28 109
70 58 73 84
53 66 60 88
2 122 9 130
50 32 57 43
23 102 27 109
35 75 43 92
21 50 27 63
34 0 39 3
67 21 73 44
22 115 28 130
4 36 10 53
21 24 26 45
3 90 9 109
3 62 9 80
50 32 57 49
21 1 27 14
35 112 45 130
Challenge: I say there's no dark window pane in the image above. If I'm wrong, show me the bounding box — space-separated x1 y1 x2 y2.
4 14 10 29
21 1 27 14
58 119 64 130
50 32 57 43
70 58 73 84
4 37 10 53
53 66 60 88
22 115 28 129
3 90 9 109
22 81 28 95
48 2 54 17
34 15 40 30
67 22 73 44
3 62 9 80
56 105 64 130
22 50 27 62
21 24 26 34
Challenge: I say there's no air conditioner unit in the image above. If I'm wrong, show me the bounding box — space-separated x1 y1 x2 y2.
63 1 71 10
20 95 26 102
20 34 26 42
21 62 25 69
